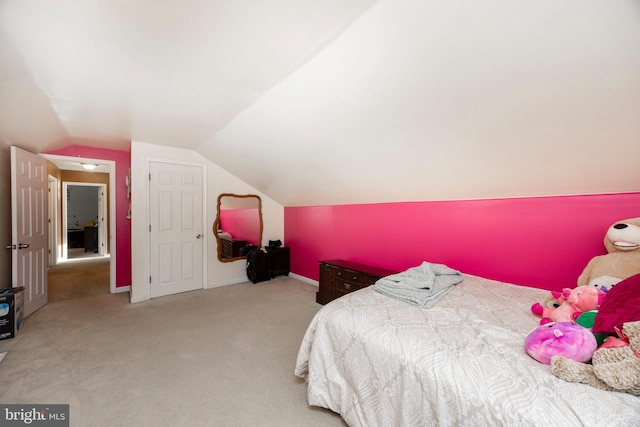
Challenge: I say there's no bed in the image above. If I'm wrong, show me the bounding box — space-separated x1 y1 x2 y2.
294 273 640 427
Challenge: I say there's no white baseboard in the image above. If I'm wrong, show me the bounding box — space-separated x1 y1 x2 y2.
289 273 318 287
129 275 317 303
113 285 130 294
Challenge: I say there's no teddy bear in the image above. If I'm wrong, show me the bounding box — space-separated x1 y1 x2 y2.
550 320 640 396
531 286 603 325
577 217 640 291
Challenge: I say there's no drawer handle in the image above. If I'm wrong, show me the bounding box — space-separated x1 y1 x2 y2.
344 283 351 290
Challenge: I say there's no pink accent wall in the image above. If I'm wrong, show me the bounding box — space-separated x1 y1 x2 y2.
285 193 640 292
45 144 131 288
220 208 260 245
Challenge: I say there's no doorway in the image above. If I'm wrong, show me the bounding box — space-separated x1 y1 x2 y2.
42 154 117 297
62 182 107 260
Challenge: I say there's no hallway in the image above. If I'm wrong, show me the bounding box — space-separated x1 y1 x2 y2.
48 257 110 303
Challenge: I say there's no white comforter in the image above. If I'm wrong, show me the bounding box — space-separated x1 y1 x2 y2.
294 274 640 427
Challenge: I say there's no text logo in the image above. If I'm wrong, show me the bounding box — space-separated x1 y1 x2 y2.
0 405 69 426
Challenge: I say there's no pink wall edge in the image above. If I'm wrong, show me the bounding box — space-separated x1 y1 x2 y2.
285 193 640 293
45 144 131 288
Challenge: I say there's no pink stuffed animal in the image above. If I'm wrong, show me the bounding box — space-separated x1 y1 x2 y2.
531 286 604 325
525 322 598 364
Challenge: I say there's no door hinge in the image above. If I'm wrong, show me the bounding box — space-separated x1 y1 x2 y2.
149 276 152 284
149 225 151 232
149 173 151 181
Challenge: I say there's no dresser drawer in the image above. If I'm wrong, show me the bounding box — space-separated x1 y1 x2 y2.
317 260 398 305
334 278 366 294
335 268 377 286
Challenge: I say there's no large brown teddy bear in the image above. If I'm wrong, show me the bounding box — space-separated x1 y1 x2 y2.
551 320 640 396
577 217 640 291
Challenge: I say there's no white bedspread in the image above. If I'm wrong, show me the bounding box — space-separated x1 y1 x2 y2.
294 274 640 427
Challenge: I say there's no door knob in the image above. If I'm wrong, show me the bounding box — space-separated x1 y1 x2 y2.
196 234 202 239
5 244 16 250
18 243 29 249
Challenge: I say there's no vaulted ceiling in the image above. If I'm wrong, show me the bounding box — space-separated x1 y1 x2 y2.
1 1 639 206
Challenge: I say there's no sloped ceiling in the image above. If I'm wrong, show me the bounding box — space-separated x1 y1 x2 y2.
1 0 639 206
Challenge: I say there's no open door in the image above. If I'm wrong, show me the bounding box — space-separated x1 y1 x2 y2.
10 146 48 316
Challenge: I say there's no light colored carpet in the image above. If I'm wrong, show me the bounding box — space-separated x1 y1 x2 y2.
0 276 346 427
48 257 111 303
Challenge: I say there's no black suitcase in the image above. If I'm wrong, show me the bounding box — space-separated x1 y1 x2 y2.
246 249 271 284
267 247 290 278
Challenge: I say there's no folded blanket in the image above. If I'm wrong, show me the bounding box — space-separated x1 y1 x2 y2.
373 261 463 307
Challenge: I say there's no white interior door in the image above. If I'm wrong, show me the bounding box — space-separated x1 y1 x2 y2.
97 185 106 256
47 176 58 266
149 161 204 298
10 146 48 316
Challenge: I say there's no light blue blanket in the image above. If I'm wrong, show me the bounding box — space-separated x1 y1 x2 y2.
373 261 463 307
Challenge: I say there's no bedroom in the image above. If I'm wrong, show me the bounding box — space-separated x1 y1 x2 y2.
0 0 639 425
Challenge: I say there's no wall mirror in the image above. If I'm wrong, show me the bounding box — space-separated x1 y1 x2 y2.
213 193 263 262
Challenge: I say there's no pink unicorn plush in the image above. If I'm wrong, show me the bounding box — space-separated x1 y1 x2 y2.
525 322 598 364
531 286 604 325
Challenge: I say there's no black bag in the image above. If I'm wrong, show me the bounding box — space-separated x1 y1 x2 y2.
246 248 271 284
267 240 282 248
239 244 259 256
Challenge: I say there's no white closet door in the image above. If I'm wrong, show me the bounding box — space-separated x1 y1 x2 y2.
149 161 204 298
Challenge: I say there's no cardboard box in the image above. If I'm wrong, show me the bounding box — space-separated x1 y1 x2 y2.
0 287 24 340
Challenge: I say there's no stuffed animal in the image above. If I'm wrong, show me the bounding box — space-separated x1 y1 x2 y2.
577 217 640 291
591 272 640 335
551 320 640 396
531 286 603 325
525 322 598 364
539 290 567 310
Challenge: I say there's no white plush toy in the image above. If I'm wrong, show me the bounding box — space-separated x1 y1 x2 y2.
577 217 640 291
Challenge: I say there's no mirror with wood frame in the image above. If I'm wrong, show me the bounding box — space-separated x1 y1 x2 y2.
213 193 263 262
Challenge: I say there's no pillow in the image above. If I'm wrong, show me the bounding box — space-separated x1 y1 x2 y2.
592 273 640 334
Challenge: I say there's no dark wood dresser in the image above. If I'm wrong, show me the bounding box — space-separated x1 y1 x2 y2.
220 238 247 259
317 259 397 305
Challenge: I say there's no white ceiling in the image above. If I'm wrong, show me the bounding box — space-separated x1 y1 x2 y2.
1 0 639 206
43 155 111 174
